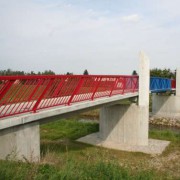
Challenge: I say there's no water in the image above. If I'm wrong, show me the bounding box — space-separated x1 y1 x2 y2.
79 117 180 133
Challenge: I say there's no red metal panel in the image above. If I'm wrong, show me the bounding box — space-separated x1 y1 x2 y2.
32 78 55 112
0 80 16 102
171 79 176 89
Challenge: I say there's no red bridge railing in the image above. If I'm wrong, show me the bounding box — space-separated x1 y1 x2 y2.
171 79 176 89
0 75 138 118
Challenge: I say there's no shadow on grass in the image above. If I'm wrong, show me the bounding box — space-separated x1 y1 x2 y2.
40 139 93 157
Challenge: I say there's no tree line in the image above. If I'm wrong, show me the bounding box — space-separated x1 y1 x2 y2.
0 69 55 76
0 68 176 79
132 68 176 79
0 69 89 76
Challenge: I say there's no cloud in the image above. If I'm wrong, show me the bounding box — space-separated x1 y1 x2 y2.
122 14 140 23
0 0 180 75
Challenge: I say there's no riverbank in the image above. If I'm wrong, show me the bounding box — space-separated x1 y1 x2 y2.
80 109 180 129
149 115 180 128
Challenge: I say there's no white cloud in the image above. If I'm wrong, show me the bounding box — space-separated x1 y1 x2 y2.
122 14 140 23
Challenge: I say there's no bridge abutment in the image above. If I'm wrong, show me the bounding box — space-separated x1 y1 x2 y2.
152 68 180 117
0 122 40 162
99 52 150 146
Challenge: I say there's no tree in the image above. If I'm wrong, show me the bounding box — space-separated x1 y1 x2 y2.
66 72 73 75
0 69 25 76
42 70 55 75
83 69 89 75
150 68 175 79
132 70 138 75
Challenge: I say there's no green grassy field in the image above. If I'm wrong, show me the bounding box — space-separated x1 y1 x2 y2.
0 118 179 180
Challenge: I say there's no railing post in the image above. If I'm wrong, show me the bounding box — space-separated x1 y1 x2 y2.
67 77 85 105
32 78 55 112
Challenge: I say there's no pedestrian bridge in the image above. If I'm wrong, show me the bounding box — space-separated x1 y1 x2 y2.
0 75 176 119
0 52 179 162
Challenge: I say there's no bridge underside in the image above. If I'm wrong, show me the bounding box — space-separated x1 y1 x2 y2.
0 93 139 162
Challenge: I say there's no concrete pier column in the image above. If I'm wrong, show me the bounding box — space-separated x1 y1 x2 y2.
138 51 150 107
0 122 40 162
152 68 180 117
176 68 180 96
100 104 149 146
99 51 149 146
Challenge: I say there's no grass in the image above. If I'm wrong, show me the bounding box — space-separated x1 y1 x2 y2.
0 118 179 179
41 119 99 140
149 129 180 141
0 158 155 180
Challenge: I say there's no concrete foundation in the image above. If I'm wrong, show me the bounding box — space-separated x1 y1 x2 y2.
77 103 169 154
0 122 40 162
77 133 170 155
77 103 165 154
152 94 180 117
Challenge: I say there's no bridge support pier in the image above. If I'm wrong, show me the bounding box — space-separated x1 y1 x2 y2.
152 94 180 117
78 52 170 154
78 52 169 153
98 52 149 146
99 103 148 146
0 122 40 162
152 68 180 117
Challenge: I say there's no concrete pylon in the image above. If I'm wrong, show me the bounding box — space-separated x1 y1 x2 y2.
176 68 180 96
99 51 149 146
152 68 180 117
139 51 150 107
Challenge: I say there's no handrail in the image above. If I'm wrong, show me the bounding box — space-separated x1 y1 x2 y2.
150 77 172 92
0 75 139 118
0 75 176 118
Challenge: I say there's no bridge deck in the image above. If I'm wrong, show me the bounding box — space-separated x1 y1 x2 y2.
0 75 176 120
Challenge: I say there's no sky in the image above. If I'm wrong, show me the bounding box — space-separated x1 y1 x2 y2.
0 0 180 75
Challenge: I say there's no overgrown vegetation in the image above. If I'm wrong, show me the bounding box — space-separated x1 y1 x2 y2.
0 118 179 179
150 68 176 79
